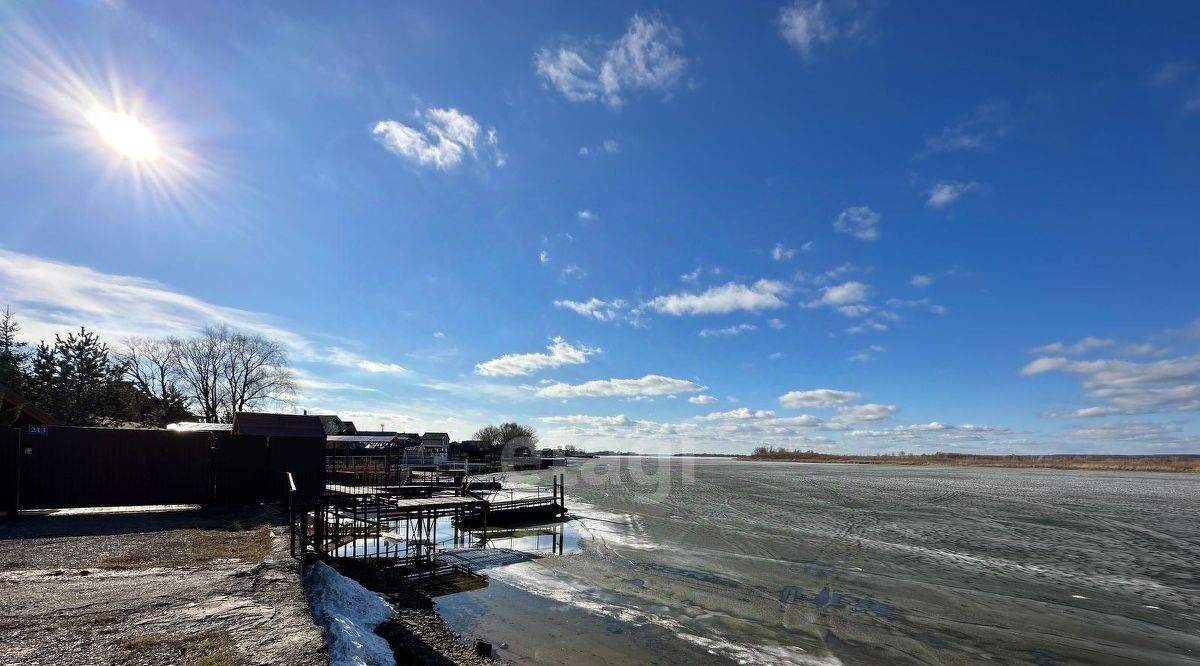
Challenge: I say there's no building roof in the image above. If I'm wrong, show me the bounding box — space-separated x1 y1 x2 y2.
422 432 450 439
231 412 326 438
315 414 353 435
0 382 57 427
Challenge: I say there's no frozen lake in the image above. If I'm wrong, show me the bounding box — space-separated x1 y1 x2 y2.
438 458 1200 665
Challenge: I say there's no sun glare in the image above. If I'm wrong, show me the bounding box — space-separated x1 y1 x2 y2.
84 103 161 162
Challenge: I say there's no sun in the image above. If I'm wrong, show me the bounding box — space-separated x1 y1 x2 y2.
84 103 162 162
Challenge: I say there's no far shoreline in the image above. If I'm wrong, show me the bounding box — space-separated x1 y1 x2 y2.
734 451 1200 473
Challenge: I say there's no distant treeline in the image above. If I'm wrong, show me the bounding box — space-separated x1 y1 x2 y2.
740 447 1200 473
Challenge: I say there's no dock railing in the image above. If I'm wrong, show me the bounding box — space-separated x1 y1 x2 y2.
287 471 315 567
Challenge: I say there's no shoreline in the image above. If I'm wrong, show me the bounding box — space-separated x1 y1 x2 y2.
735 453 1200 473
324 559 493 665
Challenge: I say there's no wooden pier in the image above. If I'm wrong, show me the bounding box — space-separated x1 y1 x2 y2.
312 470 568 571
457 474 567 527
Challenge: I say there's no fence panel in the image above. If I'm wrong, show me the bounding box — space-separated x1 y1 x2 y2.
1 428 18 514
18 427 213 509
268 436 325 504
212 434 270 503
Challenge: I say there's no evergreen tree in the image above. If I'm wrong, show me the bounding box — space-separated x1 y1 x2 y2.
0 306 28 390
25 327 132 425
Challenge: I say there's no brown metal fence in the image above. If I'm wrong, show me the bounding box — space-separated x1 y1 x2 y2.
212 434 270 503
2 428 20 514
17 427 213 509
2 426 324 512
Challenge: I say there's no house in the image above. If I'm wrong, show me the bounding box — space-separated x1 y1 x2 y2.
315 414 355 436
231 412 326 438
416 432 451 464
0 382 57 428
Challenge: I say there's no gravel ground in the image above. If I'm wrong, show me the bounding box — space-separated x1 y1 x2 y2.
0 505 326 666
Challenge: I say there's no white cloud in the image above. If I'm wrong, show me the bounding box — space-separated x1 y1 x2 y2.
688 394 718 405
0 249 315 354
1067 421 1197 448
771 243 797 261
553 297 628 322
804 281 869 315
646 280 789 315
372 107 503 169
474 337 600 377
577 209 597 221
801 241 815 252
559 264 587 281
926 180 980 208
779 389 862 408
1021 352 1200 417
832 402 897 424
778 0 875 60
534 13 688 110
0 249 417 389
850 422 1011 441
833 206 880 240
539 250 550 264
849 344 885 362
1030 336 1114 355
767 318 786 330
699 323 757 337
680 266 702 283
846 321 888 335
537 374 705 399
325 347 409 375
540 414 635 427
920 101 1008 157
697 407 777 421
820 280 869 305
578 139 620 156
909 274 934 288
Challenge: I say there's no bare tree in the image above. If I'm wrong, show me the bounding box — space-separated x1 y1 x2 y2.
116 336 193 426
473 422 538 449
167 325 296 422
172 327 228 422
117 336 177 401
220 328 296 419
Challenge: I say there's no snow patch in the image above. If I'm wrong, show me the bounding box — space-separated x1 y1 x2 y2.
304 561 396 666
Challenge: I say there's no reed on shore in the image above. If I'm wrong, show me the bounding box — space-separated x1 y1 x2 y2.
738 448 1200 472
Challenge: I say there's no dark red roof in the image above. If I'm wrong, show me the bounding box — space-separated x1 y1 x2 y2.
231 412 326 438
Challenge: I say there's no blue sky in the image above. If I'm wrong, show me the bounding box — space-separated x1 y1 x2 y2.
1 0 1198 453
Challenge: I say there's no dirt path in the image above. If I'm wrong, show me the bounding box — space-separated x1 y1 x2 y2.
0 506 326 666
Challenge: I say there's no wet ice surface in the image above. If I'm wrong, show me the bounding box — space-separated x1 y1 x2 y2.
436 458 1200 665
